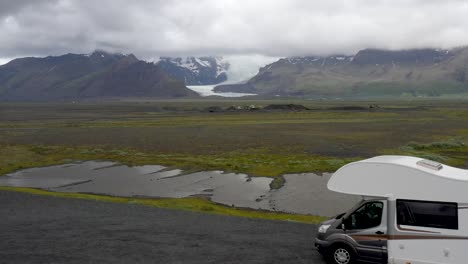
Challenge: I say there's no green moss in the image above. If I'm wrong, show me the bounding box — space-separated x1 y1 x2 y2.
0 186 326 224
269 176 285 189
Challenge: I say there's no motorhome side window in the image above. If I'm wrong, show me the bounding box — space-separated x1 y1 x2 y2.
347 201 383 230
397 199 458 230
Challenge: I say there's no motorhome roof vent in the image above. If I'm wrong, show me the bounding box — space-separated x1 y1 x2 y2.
417 159 443 171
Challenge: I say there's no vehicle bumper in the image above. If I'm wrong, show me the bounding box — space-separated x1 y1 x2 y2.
314 237 331 255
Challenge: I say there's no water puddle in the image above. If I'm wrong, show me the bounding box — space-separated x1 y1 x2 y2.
0 161 359 216
268 173 360 216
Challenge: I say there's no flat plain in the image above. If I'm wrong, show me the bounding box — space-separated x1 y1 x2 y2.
0 99 467 259
1 99 467 180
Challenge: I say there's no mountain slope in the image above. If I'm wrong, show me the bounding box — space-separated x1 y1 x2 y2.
157 57 229 85
214 47 468 98
0 51 198 101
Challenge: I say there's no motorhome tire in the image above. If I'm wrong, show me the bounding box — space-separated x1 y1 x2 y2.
329 244 355 264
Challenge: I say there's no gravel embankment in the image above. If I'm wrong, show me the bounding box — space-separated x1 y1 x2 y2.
0 191 326 264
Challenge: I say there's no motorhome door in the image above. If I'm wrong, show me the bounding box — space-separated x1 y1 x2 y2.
343 200 388 262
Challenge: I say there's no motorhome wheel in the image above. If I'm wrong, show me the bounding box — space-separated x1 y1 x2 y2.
329 244 354 264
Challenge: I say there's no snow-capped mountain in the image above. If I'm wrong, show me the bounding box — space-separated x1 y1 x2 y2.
275 55 355 67
157 56 230 85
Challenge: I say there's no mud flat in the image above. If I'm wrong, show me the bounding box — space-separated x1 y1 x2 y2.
0 161 359 216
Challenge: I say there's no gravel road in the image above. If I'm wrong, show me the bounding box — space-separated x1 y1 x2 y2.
0 190 327 264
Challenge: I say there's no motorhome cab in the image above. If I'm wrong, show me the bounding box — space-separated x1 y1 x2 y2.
315 156 468 264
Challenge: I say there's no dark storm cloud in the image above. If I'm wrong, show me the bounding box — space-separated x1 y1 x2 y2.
1 0 468 60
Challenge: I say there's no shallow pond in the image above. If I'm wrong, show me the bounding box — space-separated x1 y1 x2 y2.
0 161 360 216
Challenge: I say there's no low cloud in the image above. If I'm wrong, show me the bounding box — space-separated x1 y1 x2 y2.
1 0 468 60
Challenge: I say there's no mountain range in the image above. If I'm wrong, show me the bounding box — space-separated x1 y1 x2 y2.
214 47 468 98
0 51 199 101
3 47 468 101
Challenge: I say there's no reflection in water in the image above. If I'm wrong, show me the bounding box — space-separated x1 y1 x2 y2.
0 161 359 216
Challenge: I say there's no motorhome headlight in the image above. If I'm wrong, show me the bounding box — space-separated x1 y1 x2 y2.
318 224 331 233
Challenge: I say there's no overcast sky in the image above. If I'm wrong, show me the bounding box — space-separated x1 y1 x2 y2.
2 0 468 79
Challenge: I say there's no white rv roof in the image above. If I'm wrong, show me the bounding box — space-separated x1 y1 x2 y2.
327 155 468 203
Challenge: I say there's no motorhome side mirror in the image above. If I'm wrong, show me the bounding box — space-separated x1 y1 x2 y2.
341 217 350 230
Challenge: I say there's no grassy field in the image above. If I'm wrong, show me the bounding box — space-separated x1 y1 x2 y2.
1 99 467 190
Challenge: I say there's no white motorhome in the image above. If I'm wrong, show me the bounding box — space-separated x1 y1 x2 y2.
315 155 468 264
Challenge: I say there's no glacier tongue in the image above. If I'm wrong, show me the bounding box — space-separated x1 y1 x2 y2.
187 83 256 97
